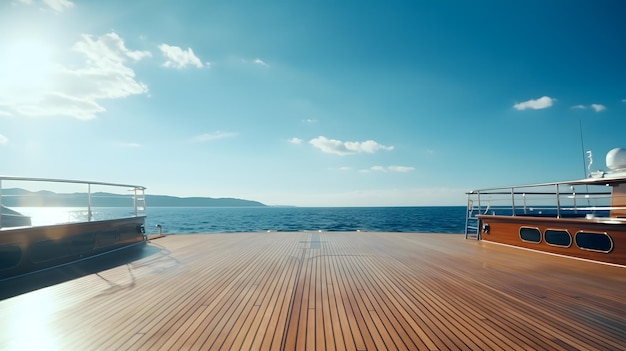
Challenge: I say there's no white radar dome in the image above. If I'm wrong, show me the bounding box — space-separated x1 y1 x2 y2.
606 148 626 171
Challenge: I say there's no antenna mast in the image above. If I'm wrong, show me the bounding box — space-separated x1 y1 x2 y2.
579 120 587 177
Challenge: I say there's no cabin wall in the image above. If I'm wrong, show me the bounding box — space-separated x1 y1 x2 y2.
611 184 626 218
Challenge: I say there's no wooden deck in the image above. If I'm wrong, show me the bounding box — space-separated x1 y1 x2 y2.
1 231 625 350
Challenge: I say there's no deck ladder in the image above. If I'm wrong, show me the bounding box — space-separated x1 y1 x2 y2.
133 187 147 217
465 196 481 240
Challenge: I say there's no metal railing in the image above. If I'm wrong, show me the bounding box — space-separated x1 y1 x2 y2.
0 176 146 229
466 181 623 220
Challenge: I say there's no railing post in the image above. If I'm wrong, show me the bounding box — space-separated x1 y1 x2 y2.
133 188 138 217
523 193 526 214
556 184 561 218
511 187 516 216
88 183 93 221
465 195 472 238
141 188 146 213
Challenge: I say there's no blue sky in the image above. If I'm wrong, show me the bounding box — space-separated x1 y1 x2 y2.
1 0 625 206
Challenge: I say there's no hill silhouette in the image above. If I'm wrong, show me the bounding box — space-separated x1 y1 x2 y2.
1 188 266 207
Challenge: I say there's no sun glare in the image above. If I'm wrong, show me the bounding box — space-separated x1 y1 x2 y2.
0 40 56 92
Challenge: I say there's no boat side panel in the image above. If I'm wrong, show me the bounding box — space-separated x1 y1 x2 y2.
477 215 626 265
0 216 146 280
0 213 32 228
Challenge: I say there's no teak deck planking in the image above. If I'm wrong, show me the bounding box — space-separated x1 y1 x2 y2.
1 231 625 350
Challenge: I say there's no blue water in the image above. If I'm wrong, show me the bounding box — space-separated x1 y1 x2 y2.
141 207 466 235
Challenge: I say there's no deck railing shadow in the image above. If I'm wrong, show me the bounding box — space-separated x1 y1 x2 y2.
0 243 160 300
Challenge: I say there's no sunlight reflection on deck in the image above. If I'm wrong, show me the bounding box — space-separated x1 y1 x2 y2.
6 289 58 351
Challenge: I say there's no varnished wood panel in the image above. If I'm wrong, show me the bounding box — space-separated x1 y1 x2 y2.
1 232 625 350
478 215 626 265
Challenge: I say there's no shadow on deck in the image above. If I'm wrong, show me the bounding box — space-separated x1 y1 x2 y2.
0 243 160 300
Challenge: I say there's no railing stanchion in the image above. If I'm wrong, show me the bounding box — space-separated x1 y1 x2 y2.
556 184 561 218
88 183 92 221
511 187 516 216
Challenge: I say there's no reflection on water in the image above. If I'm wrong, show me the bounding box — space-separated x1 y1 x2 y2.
10 207 141 227
13 207 89 226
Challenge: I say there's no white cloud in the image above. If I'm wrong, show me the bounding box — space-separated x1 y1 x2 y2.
65 33 150 100
11 92 106 119
16 0 74 12
126 50 152 61
192 131 237 142
254 58 268 66
303 118 318 124
590 104 606 112
0 32 149 120
159 44 203 69
114 141 142 148
571 104 607 112
309 136 394 156
362 165 415 173
513 96 555 110
241 58 269 67
622 99 626 103
289 137 303 144
0 134 8 144
72 33 151 66
388 165 415 173
370 166 386 172
43 0 74 12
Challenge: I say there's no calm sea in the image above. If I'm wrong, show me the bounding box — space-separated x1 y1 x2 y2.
14 206 467 235
142 207 466 235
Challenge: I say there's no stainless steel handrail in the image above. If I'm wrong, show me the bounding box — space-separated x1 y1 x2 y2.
0 176 145 190
0 176 146 229
466 184 623 216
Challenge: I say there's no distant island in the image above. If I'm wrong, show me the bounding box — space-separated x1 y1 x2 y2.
1 188 266 207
